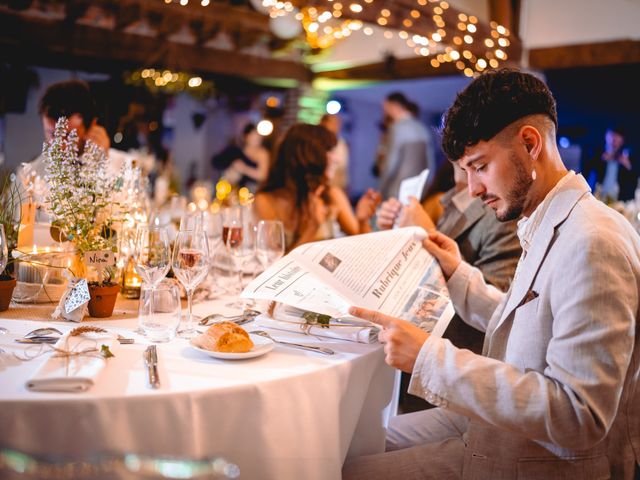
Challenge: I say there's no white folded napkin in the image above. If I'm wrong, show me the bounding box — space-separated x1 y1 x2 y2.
26 331 119 393
255 305 378 344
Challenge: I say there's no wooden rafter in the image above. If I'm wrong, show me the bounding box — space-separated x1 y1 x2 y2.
529 40 640 70
0 0 311 82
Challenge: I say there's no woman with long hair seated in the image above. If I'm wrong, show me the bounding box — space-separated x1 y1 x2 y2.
255 123 380 251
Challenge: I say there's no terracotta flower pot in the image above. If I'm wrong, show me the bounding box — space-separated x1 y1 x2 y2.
0 276 16 312
88 283 120 318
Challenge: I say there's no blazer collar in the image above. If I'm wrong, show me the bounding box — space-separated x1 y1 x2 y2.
493 174 591 332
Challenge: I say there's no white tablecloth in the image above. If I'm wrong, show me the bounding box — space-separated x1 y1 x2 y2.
0 296 396 479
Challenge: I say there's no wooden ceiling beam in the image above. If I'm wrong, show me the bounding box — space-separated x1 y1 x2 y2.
0 12 311 82
528 40 640 70
315 55 464 81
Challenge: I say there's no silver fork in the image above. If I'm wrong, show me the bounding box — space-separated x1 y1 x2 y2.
251 330 335 355
199 309 261 326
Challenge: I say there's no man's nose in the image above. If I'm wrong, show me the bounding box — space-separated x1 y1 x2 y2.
467 173 485 198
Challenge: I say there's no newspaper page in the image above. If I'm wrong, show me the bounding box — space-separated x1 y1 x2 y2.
241 227 453 336
397 168 429 205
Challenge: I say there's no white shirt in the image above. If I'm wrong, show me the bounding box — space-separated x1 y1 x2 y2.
516 171 575 255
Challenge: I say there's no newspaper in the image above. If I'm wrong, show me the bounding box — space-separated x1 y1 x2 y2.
241 227 454 338
397 168 430 205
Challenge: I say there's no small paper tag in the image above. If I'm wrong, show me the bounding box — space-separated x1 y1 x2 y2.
65 279 91 314
83 250 116 272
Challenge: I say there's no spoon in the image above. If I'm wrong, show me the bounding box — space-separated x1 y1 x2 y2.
199 309 261 326
251 330 335 355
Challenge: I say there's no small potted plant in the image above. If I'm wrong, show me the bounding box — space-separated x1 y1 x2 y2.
43 117 124 318
0 172 21 311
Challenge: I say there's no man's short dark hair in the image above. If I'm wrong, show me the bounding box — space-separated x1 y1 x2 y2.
441 69 558 161
38 80 96 130
386 92 411 110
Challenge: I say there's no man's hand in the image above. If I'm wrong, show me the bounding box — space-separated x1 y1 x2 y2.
349 306 430 373
398 196 436 231
376 197 402 230
422 230 462 280
86 121 110 152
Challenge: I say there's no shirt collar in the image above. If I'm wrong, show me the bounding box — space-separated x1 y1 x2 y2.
516 171 575 254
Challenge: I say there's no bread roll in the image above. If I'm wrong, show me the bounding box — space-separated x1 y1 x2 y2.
192 321 254 353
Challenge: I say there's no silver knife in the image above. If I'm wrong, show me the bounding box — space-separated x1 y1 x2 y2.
144 345 160 389
15 337 59 344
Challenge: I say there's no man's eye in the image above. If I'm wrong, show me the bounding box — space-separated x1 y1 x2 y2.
475 164 485 172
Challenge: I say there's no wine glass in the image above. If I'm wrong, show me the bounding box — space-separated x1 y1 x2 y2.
256 220 285 272
221 205 243 246
225 219 256 310
0 225 7 334
133 225 171 335
172 226 210 338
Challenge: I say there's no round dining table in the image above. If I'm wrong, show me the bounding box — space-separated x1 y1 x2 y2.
0 295 396 479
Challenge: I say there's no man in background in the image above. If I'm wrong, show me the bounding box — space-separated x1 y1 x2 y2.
582 125 637 202
379 92 434 199
17 79 128 203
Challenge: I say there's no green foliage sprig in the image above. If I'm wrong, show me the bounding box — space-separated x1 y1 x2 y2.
0 171 22 277
43 117 122 283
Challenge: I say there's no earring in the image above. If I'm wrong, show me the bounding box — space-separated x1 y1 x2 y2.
531 168 537 181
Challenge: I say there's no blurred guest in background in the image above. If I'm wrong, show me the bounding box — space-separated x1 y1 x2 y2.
17 79 130 203
372 114 392 178
319 114 349 191
255 123 380 251
379 92 435 199
211 123 269 192
582 125 637 201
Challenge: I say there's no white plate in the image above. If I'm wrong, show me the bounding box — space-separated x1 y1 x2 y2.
190 334 274 360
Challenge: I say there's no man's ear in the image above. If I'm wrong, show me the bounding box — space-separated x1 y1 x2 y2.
519 125 542 161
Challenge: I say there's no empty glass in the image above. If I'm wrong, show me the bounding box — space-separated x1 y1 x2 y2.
134 225 171 287
133 225 171 334
225 219 256 310
173 226 210 338
256 220 285 272
138 279 181 342
0 224 7 275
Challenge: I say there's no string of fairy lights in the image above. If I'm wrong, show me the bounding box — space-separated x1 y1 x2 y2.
162 0 513 78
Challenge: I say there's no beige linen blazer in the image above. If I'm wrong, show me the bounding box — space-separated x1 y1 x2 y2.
409 174 640 479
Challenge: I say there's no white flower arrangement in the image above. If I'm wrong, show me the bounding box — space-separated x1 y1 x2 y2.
43 117 122 283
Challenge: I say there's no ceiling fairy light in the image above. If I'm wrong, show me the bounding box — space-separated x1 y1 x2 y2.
160 0 513 77
126 68 214 97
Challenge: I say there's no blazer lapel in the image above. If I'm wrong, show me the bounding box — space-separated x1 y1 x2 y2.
492 174 591 332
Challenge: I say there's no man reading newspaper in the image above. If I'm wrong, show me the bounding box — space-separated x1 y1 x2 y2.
343 69 640 480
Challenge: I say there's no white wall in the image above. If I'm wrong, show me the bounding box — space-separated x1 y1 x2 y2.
520 0 640 49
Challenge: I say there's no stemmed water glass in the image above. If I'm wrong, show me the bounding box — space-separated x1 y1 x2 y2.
172 225 210 338
133 225 171 334
256 220 285 273
225 218 256 310
0 225 7 334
